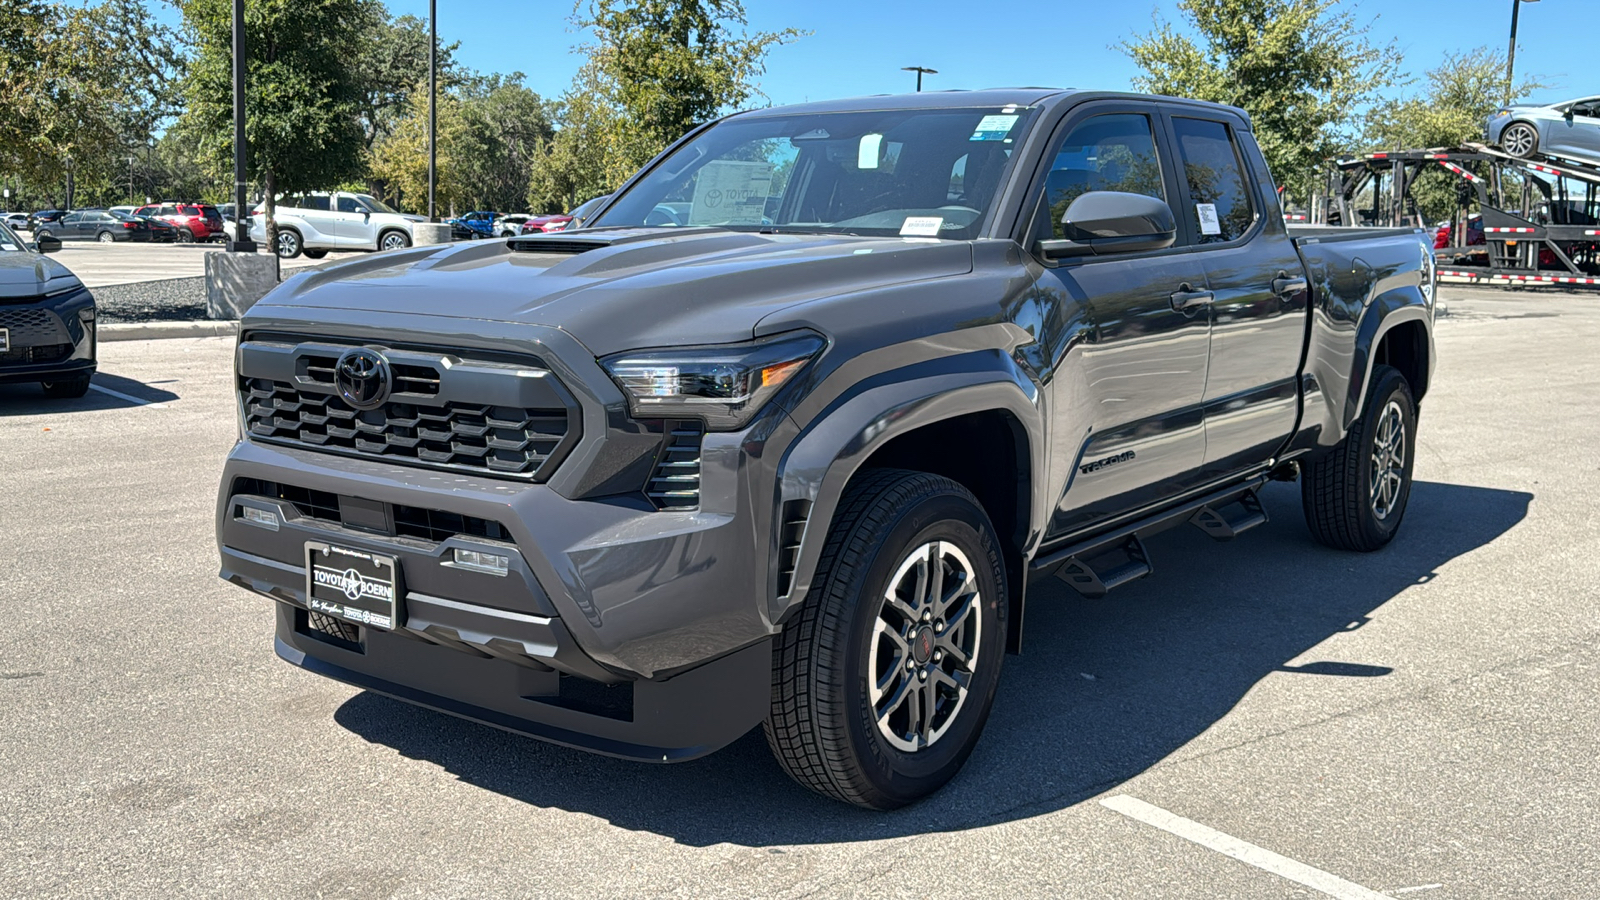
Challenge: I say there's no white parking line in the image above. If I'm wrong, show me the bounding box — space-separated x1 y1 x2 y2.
1099 795 1396 900
89 383 168 409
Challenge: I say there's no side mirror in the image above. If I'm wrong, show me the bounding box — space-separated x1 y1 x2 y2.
35 234 61 254
1565 109 1576 121
1037 191 1177 259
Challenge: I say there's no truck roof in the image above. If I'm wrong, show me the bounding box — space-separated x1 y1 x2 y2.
730 88 1251 129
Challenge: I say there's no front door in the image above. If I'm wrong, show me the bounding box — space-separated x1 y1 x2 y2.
1548 97 1600 160
1162 115 1308 480
333 194 374 248
1023 107 1214 540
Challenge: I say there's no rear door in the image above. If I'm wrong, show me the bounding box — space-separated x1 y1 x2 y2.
294 194 338 245
1161 113 1307 480
1022 103 1214 538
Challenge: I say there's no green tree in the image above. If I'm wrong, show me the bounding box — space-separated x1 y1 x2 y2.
1121 0 1400 201
528 0 803 212
354 9 463 153
178 0 369 246
371 86 471 214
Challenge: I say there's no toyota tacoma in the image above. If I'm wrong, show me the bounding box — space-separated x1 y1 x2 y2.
216 90 1435 809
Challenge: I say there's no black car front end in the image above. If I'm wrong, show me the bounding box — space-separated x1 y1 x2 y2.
0 284 97 386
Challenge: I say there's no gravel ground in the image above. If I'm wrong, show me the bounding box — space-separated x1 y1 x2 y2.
91 275 209 324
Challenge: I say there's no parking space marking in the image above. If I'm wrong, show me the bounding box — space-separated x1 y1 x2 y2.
88 383 168 409
1099 795 1396 900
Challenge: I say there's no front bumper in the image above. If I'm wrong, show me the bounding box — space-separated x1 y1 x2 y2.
0 289 96 384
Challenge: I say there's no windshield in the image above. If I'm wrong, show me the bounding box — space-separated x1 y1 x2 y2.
358 194 400 215
0 222 22 251
593 105 1037 239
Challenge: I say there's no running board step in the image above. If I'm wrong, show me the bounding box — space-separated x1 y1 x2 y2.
1188 490 1267 541
1054 535 1152 599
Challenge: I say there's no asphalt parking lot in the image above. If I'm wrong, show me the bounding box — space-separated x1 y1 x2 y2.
31 240 319 288
1 287 1597 898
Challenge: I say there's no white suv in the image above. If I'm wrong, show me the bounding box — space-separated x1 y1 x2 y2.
250 191 424 259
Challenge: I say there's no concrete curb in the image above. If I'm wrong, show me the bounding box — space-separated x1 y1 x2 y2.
101 320 239 342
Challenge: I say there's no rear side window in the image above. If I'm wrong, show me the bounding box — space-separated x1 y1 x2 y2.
302 195 331 212
1037 113 1166 241
1171 117 1255 244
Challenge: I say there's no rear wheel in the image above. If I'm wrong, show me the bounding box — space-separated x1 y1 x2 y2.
96 231 116 243
41 373 92 398
176 227 194 243
1301 365 1417 551
765 469 1008 810
1501 122 1539 158
274 229 303 259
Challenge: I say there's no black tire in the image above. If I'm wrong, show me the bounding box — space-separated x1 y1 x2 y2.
34 229 54 242
1501 122 1539 158
274 229 302 259
765 469 1008 810
176 227 194 243
302 249 328 259
96 230 116 243
378 229 411 251
1301 365 1417 551
41 373 92 399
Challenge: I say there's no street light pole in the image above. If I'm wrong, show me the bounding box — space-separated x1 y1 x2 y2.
229 0 254 251
1506 0 1540 105
427 0 436 222
902 65 937 93
127 157 135 206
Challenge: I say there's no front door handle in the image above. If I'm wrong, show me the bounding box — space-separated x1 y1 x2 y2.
1271 271 1309 296
1170 284 1214 312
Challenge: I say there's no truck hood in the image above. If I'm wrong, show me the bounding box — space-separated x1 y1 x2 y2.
0 251 81 299
255 228 974 356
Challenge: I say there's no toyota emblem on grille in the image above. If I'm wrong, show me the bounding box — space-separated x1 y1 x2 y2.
334 348 392 410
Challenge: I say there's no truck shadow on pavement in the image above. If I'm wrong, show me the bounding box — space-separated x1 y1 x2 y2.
333 479 1531 846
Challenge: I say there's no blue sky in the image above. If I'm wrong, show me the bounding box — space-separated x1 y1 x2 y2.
374 0 1586 108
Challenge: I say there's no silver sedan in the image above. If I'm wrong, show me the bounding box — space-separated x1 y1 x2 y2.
1486 96 1600 161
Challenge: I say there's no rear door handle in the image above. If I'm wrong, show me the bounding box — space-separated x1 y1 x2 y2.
1170 284 1214 312
1271 272 1309 296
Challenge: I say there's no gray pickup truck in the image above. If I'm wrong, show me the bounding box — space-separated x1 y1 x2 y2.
217 89 1434 809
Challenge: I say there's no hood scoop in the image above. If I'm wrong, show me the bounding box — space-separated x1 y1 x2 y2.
506 237 612 254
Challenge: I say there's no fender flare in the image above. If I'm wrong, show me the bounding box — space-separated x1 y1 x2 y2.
1345 286 1434 428
769 350 1045 626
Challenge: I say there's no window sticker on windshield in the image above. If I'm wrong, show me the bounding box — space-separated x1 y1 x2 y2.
858 133 884 170
900 216 944 237
0 243 17 252
970 114 1019 142
1196 203 1222 235
687 160 775 226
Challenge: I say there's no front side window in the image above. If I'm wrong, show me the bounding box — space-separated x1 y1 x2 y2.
1037 113 1166 241
1172 117 1256 244
593 105 1038 239
357 195 399 214
336 196 362 213
62 212 82 225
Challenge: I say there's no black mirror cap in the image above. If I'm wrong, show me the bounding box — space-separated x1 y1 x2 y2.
1038 191 1177 259
35 235 62 254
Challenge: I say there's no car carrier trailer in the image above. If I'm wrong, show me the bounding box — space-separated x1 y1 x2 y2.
1317 143 1600 288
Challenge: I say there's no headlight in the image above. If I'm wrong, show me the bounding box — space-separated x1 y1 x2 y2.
601 331 827 431
1493 110 1511 118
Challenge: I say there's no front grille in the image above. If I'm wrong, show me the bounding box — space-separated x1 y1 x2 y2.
231 477 510 545
0 309 68 345
645 421 704 510
242 380 569 479
1 342 72 365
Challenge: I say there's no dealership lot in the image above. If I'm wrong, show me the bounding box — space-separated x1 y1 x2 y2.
1 288 1597 898
33 241 320 289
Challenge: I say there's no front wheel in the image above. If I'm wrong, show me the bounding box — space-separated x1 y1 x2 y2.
1301 365 1417 551
1501 122 1539 158
765 469 1008 810
379 230 411 251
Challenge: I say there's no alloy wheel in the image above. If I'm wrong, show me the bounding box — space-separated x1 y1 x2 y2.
1503 124 1536 157
868 540 983 752
1369 399 1407 520
276 231 298 257
381 232 409 251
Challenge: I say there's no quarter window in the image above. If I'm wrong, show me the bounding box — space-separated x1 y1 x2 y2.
1037 113 1165 241
1171 117 1255 244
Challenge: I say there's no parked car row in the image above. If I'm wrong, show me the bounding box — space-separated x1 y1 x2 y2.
444 198 613 241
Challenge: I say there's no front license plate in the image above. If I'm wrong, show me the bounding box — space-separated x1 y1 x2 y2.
304 542 400 631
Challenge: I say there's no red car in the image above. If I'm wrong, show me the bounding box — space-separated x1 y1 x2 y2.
516 195 612 235
133 201 226 242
